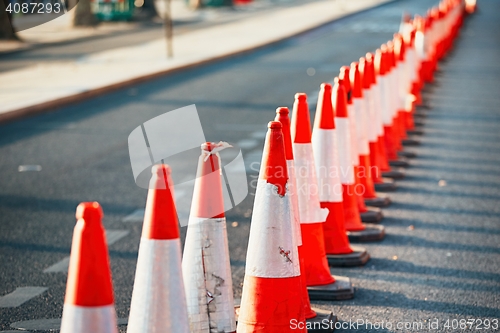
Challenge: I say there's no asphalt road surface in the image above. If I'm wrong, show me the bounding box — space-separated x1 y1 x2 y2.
1 0 500 332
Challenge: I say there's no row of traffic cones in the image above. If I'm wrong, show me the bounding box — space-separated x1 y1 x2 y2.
58 0 470 332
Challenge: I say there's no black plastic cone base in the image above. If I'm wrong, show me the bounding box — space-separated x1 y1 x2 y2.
360 206 383 223
307 275 354 301
374 178 397 192
347 224 385 242
398 150 417 158
364 193 391 207
382 168 406 179
407 128 424 136
307 308 337 333
402 138 421 146
389 157 410 168
327 246 370 267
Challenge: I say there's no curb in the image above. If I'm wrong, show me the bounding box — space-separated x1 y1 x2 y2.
0 0 396 124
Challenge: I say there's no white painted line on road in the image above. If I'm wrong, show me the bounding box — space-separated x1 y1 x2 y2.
250 131 266 139
43 230 129 273
43 257 70 273
105 230 130 245
10 317 128 331
237 139 259 150
18 165 42 172
0 287 47 308
215 124 263 132
122 209 145 223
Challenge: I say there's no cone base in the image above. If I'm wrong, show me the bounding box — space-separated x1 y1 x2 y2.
360 207 383 224
398 150 417 158
327 246 370 267
347 224 385 242
373 179 397 192
407 129 424 136
307 308 336 333
382 168 406 180
307 275 354 301
364 193 391 207
388 157 410 168
402 138 421 146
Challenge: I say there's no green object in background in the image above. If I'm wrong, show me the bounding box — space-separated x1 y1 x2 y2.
202 0 232 7
92 0 134 21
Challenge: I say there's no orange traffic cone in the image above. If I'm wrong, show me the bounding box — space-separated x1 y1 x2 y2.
351 60 392 208
182 142 237 333
339 66 383 224
291 93 354 300
363 53 398 192
394 33 421 149
60 202 118 333
127 165 190 333
311 83 370 267
237 121 305 333
333 79 385 243
275 107 337 330
374 48 407 180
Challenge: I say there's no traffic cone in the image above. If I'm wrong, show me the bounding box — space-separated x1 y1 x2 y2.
291 93 354 300
311 84 370 267
333 79 385 243
394 33 421 149
182 142 237 333
374 47 407 180
237 121 305 332
351 60 392 208
60 202 118 333
127 165 190 333
339 66 383 224
275 107 337 331
363 53 398 192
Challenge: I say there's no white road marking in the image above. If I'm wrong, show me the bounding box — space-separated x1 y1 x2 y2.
10 318 128 331
250 131 266 139
18 165 42 172
122 209 145 223
0 287 48 308
237 139 259 150
215 124 263 131
43 230 129 273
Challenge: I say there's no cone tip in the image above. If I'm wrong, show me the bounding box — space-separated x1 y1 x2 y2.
276 107 290 116
295 93 307 101
76 202 103 221
269 121 282 130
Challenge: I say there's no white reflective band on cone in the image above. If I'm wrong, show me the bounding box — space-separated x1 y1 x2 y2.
293 143 329 224
378 76 392 126
353 98 370 156
182 217 236 333
311 128 343 203
390 68 399 117
127 239 189 333
245 180 300 278
415 31 427 61
396 65 406 111
347 104 359 166
61 304 118 333
286 159 302 247
373 83 385 136
335 119 355 185
363 89 378 143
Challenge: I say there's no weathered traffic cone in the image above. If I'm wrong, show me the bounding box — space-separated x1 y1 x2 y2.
182 143 237 333
60 202 118 333
127 165 190 333
311 84 370 267
237 121 305 333
352 60 392 208
291 93 354 300
363 53 398 192
339 66 384 224
276 107 337 331
333 80 385 243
